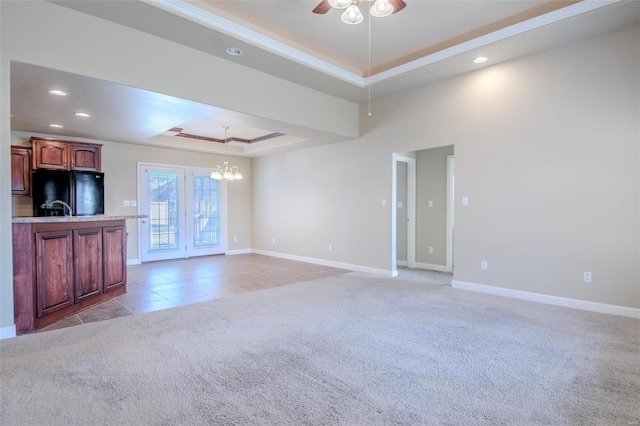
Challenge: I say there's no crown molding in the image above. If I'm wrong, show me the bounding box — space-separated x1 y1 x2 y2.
145 0 365 87
146 0 620 88
366 0 620 85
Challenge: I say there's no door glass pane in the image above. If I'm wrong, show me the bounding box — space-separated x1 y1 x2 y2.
148 172 179 251
193 175 219 247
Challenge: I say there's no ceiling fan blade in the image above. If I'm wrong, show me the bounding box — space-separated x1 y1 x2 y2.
313 0 331 14
390 0 406 14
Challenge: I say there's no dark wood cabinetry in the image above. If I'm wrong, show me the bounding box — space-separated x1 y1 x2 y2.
103 225 127 291
31 138 102 171
11 146 32 195
74 227 104 302
13 219 127 333
36 229 74 317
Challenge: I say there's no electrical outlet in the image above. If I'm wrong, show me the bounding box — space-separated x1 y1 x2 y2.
583 271 592 283
428 200 433 208
272 237 276 244
462 196 469 206
481 260 488 270
428 246 433 254
382 199 387 207
329 243 332 251
233 236 238 242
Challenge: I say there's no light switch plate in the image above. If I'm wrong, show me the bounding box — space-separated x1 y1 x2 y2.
462 196 469 206
123 200 130 207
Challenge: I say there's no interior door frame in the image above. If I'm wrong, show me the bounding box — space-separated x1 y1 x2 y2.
446 154 454 271
392 154 416 274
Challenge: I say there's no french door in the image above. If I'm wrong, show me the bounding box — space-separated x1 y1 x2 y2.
139 164 226 262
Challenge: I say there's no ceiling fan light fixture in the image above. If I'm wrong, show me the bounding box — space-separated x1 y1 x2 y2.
329 0 351 9
341 4 364 24
370 0 393 18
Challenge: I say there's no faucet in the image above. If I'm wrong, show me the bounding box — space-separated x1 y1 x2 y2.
41 200 73 217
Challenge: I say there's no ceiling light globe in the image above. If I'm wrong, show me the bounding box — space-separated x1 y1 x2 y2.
341 4 364 24
370 0 393 18
329 0 351 9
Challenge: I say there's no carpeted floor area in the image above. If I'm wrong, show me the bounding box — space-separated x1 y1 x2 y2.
1 271 638 425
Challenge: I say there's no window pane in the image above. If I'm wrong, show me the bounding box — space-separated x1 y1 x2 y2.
148 172 179 251
193 175 219 247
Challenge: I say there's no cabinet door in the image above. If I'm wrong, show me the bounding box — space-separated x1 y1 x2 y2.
103 225 127 291
74 227 103 302
11 146 31 195
70 144 101 171
33 140 69 170
36 230 74 317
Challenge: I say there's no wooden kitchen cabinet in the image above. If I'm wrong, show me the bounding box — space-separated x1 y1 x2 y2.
103 225 127 291
11 146 32 195
74 227 104 303
36 229 74 317
31 138 102 171
70 143 102 171
13 219 127 333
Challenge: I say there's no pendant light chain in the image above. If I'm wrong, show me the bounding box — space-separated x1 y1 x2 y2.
368 0 372 117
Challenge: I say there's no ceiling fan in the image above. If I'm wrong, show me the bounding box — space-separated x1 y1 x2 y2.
313 0 407 25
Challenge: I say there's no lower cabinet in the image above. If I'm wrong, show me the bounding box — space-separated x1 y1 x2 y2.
13 219 128 333
74 227 104 303
36 229 74 317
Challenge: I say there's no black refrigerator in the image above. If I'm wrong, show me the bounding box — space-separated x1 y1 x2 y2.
33 170 105 216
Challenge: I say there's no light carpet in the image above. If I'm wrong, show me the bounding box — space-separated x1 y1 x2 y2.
1 272 639 425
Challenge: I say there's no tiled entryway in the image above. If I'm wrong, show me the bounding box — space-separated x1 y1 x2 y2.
39 253 348 332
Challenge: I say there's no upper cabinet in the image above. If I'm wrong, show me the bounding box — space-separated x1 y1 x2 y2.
11 146 32 196
31 138 102 172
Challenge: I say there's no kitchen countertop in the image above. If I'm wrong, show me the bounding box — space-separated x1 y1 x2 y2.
12 214 147 223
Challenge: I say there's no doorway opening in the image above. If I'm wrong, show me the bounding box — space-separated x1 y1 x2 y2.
392 147 455 275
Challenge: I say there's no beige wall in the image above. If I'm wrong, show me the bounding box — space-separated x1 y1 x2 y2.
252 24 640 309
416 146 454 266
0 0 358 332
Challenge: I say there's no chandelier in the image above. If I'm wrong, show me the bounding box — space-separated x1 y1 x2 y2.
211 126 243 181
330 0 399 25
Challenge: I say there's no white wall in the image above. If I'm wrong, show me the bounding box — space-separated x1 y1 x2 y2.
0 0 358 333
252 24 640 310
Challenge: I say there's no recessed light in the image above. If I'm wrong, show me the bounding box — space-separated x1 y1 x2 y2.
473 56 488 64
74 112 91 117
226 47 243 56
48 89 67 96
49 124 63 128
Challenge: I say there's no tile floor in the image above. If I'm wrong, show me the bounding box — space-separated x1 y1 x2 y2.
39 253 349 332
39 254 453 333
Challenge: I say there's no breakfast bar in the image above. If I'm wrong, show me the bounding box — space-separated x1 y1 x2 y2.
12 215 145 334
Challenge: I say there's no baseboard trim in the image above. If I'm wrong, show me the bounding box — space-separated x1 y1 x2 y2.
126 259 141 266
0 325 16 340
415 262 452 273
252 249 394 277
452 280 640 319
226 249 252 255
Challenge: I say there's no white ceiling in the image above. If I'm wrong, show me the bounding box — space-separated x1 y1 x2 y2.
10 0 640 157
